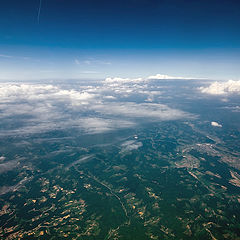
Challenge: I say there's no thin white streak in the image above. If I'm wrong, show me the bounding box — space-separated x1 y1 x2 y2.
37 0 42 24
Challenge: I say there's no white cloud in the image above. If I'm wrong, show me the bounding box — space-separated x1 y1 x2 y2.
0 83 100 135
104 95 116 99
0 83 95 104
0 83 58 101
54 89 96 104
147 74 203 80
200 80 240 95
211 121 222 127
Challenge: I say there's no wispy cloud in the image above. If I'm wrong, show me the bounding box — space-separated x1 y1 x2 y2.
77 118 135 134
83 60 91 65
91 102 193 121
0 53 31 60
75 59 81 65
0 54 13 58
120 140 143 153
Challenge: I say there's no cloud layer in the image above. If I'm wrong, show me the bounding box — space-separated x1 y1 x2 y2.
0 78 193 136
92 102 190 121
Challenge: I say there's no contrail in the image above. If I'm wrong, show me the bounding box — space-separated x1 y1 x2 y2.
37 0 42 24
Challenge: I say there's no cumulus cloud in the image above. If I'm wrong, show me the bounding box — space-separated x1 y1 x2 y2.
147 74 201 80
200 80 240 95
54 89 96 105
0 83 57 100
211 121 222 127
0 83 95 104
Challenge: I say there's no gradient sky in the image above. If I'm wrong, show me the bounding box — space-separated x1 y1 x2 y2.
0 0 240 80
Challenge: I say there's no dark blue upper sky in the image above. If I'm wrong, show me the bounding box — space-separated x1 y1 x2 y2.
0 0 240 80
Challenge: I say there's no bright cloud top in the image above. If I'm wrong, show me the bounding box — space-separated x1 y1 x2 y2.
200 80 240 95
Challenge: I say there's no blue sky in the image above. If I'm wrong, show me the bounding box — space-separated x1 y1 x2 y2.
0 0 240 80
